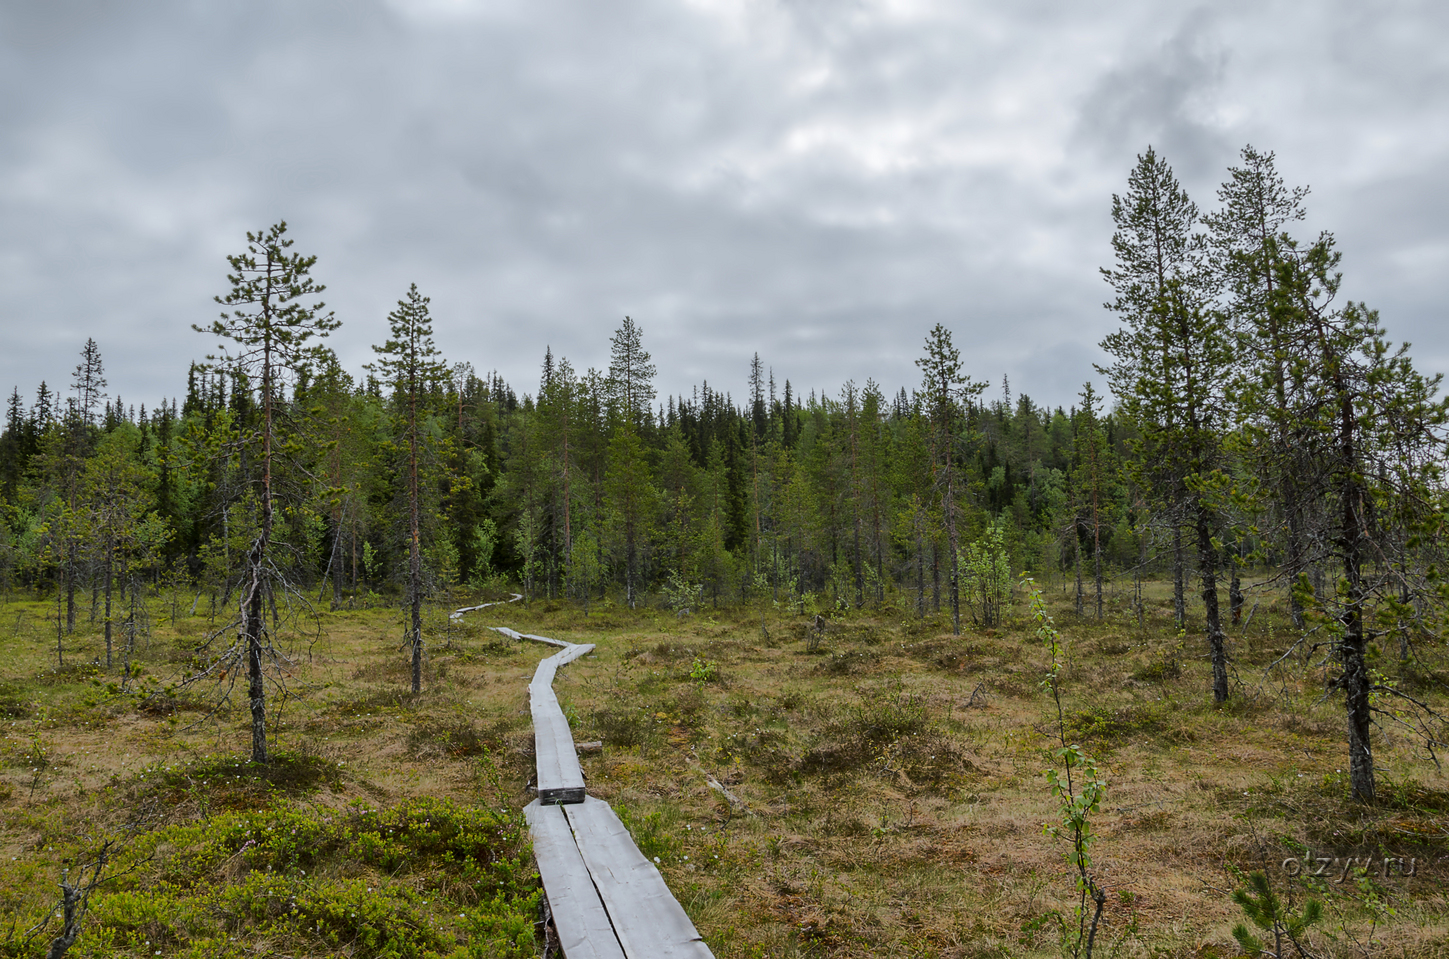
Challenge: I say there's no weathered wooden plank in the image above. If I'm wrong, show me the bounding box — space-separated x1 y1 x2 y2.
529 643 593 699
521 632 572 648
551 642 596 667
450 594 523 620
532 656 560 690
490 626 524 641
532 707 585 802
524 800 627 959
531 653 587 804
564 797 715 959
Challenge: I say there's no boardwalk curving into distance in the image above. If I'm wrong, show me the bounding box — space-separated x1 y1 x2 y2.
454 599 714 959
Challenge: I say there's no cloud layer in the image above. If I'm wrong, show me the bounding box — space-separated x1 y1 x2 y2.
2 0 1445 413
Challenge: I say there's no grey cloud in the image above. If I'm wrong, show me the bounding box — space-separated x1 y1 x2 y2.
1073 7 1233 182
1 1 1446 416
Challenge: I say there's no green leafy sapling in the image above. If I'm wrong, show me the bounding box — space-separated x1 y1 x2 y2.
1027 576 1109 959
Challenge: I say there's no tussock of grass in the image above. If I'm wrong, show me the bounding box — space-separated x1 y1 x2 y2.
406 718 517 760
812 649 879 675
1062 703 1167 745
123 751 346 815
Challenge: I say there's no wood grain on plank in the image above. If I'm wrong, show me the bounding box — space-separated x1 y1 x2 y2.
524 800 627 959
531 651 587 804
564 797 715 959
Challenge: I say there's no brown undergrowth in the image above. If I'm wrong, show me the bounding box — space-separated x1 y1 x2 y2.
1 581 1448 957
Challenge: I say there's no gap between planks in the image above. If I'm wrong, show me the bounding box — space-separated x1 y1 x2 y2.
452 603 715 959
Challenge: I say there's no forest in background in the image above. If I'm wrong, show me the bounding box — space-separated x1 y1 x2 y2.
0 145 1446 805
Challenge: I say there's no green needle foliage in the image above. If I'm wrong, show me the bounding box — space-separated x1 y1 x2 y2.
369 283 451 694
1230 868 1323 959
191 221 338 765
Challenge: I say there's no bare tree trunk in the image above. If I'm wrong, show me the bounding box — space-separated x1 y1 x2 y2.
1337 408 1374 803
103 539 114 668
915 508 925 619
853 519 864 609
1135 529 1146 627
350 512 359 597
318 505 342 610
45 843 110 959
931 542 940 613
66 546 77 635
409 388 424 695
1229 541 1243 625
945 468 960 635
626 523 637 610
122 574 137 685
1285 495 1307 628
1093 517 1104 622
873 509 884 606
1399 581 1413 663
1074 526 1083 617
1197 508 1229 703
245 553 268 766
1172 524 1186 629
246 336 276 766
55 580 64 668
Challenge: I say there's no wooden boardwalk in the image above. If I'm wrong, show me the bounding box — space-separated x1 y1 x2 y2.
451 608 713 959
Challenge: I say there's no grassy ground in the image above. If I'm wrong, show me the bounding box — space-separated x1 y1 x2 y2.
1 579 1447 958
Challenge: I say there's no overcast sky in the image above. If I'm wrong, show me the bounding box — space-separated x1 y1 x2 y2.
2 0 1446 417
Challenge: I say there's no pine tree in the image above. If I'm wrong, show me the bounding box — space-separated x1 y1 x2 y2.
1100 147 1200 628
194 221 338 764
1206 145 1315 626
1259 233 1449 802
1100 149 1235 703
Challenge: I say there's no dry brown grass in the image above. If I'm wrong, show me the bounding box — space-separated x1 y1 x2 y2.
497 582 1449 959
2 580 1449 957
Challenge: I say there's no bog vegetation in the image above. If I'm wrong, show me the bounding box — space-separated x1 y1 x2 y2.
0 146 1447 957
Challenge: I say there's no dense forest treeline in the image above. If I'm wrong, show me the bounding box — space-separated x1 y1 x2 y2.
1 145 1447 799
0 318 1125 618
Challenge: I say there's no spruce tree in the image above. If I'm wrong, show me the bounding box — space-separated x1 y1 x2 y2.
606 316 656 429
371 284 450 694
915 324 983 635
71 338 107 431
